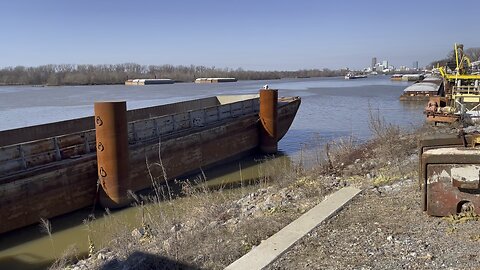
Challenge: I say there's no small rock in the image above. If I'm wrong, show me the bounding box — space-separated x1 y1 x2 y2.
97 253 107 260
224 218 239 226
131 228 143 239
371 186 381 195
170 223 182 232
208 221 221 228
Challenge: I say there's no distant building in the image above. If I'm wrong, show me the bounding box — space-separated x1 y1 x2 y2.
375 63 384 73
382 60 388 68
413 61 419 70
371 57 377 70
396 65 411 72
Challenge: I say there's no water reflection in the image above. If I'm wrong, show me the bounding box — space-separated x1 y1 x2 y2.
0 153 293 270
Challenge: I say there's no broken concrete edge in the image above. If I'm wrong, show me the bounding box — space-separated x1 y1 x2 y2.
225 186 363 270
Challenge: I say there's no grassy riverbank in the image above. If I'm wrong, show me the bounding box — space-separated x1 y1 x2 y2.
52 119 477 270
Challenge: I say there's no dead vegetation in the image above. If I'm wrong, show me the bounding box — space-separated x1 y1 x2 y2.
267 120 480 269
50 111 463 270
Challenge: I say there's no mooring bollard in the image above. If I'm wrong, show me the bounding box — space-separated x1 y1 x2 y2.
259 89 278 154
94 101 131 208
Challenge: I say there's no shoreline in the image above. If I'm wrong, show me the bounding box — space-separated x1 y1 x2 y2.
0 76 351 87
48 121 478 270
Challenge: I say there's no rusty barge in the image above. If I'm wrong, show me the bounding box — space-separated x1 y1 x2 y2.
399 77 443 101
0 90 300 234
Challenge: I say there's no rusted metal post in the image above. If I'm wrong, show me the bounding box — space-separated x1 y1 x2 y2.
259 89 278 154
94 101 131 208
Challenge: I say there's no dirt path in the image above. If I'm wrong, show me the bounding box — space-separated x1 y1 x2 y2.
268 179 480 270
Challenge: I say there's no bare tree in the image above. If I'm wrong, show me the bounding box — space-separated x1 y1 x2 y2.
0 63 348 86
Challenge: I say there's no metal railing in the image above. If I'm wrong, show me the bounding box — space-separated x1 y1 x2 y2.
0 98 260 177
452 85 480 95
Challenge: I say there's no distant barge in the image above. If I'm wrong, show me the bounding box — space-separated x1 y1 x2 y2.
0 93 300 234
399 77 443 101
195 78 237 83
391 74 425 81
125 79 175 85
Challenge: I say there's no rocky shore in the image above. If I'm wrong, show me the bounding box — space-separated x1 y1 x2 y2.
56 124 480 270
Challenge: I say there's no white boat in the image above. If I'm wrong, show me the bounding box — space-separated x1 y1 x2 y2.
344 73 367 80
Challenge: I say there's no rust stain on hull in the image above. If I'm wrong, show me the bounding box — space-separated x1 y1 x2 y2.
0 156 97 234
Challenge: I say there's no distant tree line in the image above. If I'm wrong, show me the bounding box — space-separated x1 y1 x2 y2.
429 47 480 69
0 63 348 86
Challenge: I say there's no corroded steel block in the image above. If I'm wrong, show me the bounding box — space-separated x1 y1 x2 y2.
422 147 480 216
418 134 472 210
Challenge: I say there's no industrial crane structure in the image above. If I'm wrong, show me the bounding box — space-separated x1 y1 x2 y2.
426 43 480 124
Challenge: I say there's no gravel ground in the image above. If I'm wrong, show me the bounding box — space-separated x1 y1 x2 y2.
268 178 480 270
61 125 480 270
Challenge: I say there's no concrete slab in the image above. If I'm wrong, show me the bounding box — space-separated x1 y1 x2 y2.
225 186 362 270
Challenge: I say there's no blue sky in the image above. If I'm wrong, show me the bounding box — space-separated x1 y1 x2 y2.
0 0 478 70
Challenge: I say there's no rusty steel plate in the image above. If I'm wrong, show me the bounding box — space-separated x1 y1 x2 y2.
418 134 474 211
422 147 480 216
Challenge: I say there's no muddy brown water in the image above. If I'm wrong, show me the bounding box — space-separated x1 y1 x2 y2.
0 76 425 269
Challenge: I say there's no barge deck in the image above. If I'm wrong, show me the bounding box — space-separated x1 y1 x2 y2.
0 93 300 234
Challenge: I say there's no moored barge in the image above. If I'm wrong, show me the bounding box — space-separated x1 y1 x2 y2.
125 79 175 85
0 92 300 234
194 78 237 83
399 77 443 101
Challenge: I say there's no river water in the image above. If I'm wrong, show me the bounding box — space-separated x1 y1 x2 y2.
0 76 425 269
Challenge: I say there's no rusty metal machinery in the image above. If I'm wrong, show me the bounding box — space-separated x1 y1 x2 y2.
259 89 278 154
94 101 132 208
418 133 471 209
419 133 480 216
428 43 480 125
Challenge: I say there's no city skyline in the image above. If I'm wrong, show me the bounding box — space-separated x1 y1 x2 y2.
361 57 420 73
0 0 479 70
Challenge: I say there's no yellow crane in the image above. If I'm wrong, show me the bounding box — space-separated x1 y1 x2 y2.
427 43 480 124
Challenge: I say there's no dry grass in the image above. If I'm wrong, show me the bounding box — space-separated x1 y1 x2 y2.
48 245 78 270
50 113 436 270
47 153 325 269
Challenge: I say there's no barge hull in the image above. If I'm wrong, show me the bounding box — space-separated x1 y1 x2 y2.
0 95 300 234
